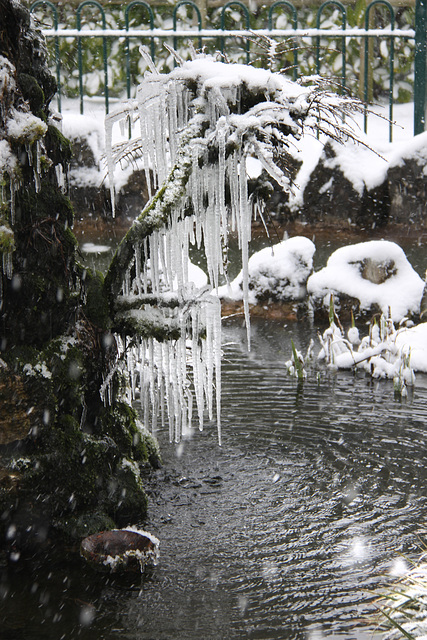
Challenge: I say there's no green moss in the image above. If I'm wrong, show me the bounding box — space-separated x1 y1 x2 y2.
45 123 73 166
110 463 148 525
0 223 15 253
17 72 45 115
113 310 181 342
83 270 111 331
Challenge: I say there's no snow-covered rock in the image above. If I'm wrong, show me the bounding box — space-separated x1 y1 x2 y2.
395 323 427 373
218 236 315 304
307 240 424 322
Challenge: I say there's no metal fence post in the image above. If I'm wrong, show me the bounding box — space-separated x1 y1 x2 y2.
76 0 109 115
268 1 298 80
414 0 427 135
30 1 61 112
220 1 251 64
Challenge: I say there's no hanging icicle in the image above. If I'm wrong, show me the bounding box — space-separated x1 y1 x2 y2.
105 53 366 443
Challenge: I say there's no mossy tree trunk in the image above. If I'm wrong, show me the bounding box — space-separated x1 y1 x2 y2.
0 0 159 555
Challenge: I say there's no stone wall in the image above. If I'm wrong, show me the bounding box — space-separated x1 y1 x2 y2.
67 122 427 231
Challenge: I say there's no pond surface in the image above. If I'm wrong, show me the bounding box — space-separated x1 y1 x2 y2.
2 318 427 640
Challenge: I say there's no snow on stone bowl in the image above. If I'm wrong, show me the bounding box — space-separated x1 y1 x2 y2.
80 527 159 573
307 240 425 323
218 236 316 305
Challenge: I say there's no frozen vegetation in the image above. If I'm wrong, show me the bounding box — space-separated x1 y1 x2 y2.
59 71 427 414
376 554 427 640
102 52 368 444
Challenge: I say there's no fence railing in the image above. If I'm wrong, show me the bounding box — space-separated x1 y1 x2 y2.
30 0 427 140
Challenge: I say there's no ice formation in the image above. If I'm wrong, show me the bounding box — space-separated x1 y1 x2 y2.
105 54 365 443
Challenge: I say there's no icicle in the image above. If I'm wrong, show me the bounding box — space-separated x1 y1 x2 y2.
2 252 13 280
104 116 116 217
203 303 214 421
213 296 222 446
142 238 149 294
158 231 169 290
239 153 252 350
149 231 161 296
168 81 178 164
229 151 240 236
134 243 142 295
55 164 66 193
191 305 204 431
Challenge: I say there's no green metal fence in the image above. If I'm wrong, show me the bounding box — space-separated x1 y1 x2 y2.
30 0 427 140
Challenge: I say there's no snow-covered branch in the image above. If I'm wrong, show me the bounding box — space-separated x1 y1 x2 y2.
103 52 367 442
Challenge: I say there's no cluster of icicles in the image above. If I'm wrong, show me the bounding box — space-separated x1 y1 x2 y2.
105 65 259 445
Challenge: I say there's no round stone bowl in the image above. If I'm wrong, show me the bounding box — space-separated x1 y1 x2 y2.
80 527 160 573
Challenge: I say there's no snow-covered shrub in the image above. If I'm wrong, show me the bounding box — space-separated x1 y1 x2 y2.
307 240 425 323
218 236 315 304
316 311 427 395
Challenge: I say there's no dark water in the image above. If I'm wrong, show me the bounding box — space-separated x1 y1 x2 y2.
2 318 427 640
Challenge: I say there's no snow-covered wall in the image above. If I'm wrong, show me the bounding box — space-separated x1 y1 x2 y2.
63 106 427 227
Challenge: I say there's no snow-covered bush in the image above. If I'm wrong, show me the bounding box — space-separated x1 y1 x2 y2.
286 304 427 396
218 236 315 304
307 240 425 323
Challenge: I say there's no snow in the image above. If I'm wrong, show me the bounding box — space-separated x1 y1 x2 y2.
307 240 424 322
0 140 17 174
395 323 427 373
101 526 160 572
81 242 111 254
219 236 315 304
59 96 419 212
55 76 427 433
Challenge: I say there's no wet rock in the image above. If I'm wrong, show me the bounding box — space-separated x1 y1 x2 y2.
301 142 362 223
387 147 427 225
67 134 150 218
307 240 424 323
421 279 427 320
115 169 150 217
360 257 397 284
219 236 315 306
0 370 31 445
292 142 390 228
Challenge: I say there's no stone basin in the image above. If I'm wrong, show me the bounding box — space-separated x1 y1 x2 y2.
80 528 160 573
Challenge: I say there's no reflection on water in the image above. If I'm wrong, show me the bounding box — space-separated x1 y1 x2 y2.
2 318 427 639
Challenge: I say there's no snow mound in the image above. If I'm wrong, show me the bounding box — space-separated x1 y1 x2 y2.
395 323 427 373
218 236 315 304
62 113 104 164
307 240 424 322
